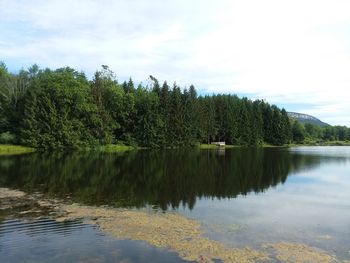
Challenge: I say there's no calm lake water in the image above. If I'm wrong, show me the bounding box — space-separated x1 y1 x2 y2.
0 146 349 262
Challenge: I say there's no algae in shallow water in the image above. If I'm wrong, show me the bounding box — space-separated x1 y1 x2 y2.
227 223 241 232
263 242 336 263
317 235 333 240
59 205 268 263
0 188 26 198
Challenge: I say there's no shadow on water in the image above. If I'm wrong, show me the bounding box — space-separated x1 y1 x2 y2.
0 217 190 263
0 148 348 210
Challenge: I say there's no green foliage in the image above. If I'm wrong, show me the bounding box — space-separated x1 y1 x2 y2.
98 144 136 152
0 132 16 144
133 88 164 147
288 121 350 145
292 121 306 143
21 67 104 150
1 61 348 149
304 123 322 139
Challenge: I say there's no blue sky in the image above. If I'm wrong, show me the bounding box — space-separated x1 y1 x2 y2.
1 0 350 126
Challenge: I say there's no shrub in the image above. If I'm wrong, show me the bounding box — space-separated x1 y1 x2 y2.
0 132 16 144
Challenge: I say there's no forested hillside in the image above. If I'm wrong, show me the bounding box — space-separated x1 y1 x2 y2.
0 63 349 149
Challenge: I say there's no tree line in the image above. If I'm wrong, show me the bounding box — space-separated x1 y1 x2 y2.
0 62 348 149
291 121 350 144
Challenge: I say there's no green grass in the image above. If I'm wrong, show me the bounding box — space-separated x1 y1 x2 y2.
199 143 302 148
198 144 237 149
0 145 35 156
261 143 286 148
321 141 350 146
199 143 290 149
98 144 138 153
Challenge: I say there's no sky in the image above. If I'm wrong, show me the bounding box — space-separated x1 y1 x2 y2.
1 0 350 126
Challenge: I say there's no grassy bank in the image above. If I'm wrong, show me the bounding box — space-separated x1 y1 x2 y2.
262 143 286 148
1 142 349 156
199 143 289 149
97 144 138 153
200 141 350 149
199 144 238 149
0 145 35 156
0 144 137 156
322 141 350 146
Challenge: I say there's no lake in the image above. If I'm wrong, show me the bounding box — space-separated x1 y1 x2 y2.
0 146 349 262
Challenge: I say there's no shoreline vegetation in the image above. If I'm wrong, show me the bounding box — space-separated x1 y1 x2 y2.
97 144 137 152
0 144 34 156
1 62 349 151
1 141 350 156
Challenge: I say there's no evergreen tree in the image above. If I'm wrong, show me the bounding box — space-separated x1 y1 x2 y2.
169 84 184 146
150 75 160 96
133 88 163 147
21 67 105 149
126 78 135 93
262 102 274 144
251 100 264 145
199 96 217 144
159 81 172 146
292 121 306 143
187 85 199 142
281 109 292 144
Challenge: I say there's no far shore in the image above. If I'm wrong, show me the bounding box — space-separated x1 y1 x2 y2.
1 141 350 156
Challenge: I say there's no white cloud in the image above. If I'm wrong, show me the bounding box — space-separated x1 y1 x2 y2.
0 0 350 125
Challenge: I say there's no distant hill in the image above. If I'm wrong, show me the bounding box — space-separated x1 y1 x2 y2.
287 112 329 127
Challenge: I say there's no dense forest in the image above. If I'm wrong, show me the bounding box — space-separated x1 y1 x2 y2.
0 62 349 149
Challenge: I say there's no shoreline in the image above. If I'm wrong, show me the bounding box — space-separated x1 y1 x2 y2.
1 142 350 156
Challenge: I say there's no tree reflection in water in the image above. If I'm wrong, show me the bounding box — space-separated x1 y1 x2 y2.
0 148 346 210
